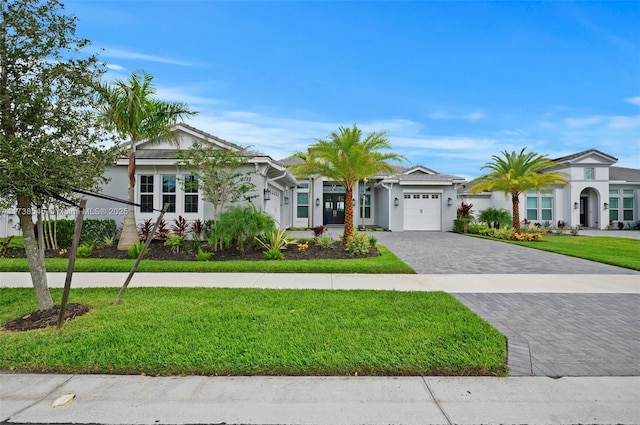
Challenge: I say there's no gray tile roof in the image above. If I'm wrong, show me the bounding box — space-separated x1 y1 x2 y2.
552 148 618 164
610 166 640 183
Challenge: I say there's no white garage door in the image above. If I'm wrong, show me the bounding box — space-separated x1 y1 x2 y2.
403 193 441 230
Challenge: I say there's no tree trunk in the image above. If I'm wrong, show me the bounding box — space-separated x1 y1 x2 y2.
117 150 138 250
512 194 520 234
17 195 54 310
343 186 354 245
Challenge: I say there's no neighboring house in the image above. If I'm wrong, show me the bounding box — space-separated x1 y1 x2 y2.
460 149 640 229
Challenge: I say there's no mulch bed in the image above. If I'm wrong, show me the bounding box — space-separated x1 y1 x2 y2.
3 239 379 262
3 303 91 332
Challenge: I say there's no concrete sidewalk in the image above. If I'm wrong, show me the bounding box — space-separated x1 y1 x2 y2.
2 271 639 292
2 374 639 425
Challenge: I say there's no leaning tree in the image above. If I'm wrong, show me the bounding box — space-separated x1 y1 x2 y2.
0 0 121 310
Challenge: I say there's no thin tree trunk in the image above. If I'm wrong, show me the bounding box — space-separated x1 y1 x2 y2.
117 150 139 250
512 194 520 234
343 186 354 244
17 195 53 310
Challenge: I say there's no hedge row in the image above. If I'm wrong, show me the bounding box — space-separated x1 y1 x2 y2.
41 219 117 247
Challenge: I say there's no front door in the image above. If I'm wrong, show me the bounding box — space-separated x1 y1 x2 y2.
580 197 588 227
323 193 345 224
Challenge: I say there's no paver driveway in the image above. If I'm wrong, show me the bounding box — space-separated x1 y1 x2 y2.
371 231 640 376
371 231 638 274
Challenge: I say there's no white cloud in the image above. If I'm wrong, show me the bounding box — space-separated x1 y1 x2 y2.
564 116 602 127
106 63 126 71
625 96 640 106
101 47 197 67
155 87 224 107
608 115 640 129
428 110 486 121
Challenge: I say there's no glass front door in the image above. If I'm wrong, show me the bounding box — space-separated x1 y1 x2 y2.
323 193 346 224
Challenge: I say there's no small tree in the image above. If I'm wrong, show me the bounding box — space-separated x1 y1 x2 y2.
457 202 474 233
0 0 121 310
177 141 256 221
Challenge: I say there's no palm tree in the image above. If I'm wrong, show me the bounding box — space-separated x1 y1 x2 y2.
469 148 568 233
290 125 404 243
97 70 196 250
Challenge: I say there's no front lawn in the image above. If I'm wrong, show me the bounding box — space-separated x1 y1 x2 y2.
0 245 415 274
0 288 508 376
509 235 640 270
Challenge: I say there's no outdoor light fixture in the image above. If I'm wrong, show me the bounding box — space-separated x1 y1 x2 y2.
604 202 609 210
263 188 271 201
394 197 399 206
447 197 453 206
574 202 579 210
315 198 320 206
284 196 289 205
353 198 356 206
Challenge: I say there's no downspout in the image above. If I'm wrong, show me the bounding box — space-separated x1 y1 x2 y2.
380 182 394 231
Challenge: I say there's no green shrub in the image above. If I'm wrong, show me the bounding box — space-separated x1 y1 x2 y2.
570 225 581 236
209 206 275 251
263 248 285 260
478 207 511 229
44 219 117 248
316 235 335 249
257 228 296 251
345 233 371 256
76 242 95 258
164 234 185 253
368 235 377 247
195 247 211 261
128 241 148 259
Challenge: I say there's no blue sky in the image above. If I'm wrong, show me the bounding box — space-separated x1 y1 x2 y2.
67 1 639 179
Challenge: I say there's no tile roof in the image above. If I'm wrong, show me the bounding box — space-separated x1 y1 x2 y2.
610 166 640 183
552 148 618 164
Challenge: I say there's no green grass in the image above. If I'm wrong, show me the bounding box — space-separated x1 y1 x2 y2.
0 245 415 274
0 288 508 376
509 235 640 270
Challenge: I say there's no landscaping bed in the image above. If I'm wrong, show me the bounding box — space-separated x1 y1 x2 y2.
3 239 379 262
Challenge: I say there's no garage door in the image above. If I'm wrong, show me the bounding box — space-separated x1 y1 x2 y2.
403 193 441 230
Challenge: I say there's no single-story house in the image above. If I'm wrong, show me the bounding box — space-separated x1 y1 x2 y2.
460 149 640 229
1 126 638 237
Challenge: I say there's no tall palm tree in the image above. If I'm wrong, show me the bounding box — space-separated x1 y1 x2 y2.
291 125 404 243
469 148 568 233
97 70 196 250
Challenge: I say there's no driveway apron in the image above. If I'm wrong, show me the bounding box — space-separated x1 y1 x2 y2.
371 231 640 377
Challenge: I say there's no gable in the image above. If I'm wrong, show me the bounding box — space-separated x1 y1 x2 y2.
553 149 617 167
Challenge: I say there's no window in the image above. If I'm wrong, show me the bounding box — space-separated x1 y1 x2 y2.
184 175 198 213
609 198 619 221
162 174 176 213
541 197 553 221
139 175 154 213
584 168 595 180
526 197 538 220
297 192 309 218
623 198 634 221
359 194 371 219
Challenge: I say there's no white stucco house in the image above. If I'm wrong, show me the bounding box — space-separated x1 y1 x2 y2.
1 126 638 238
460 149 640 230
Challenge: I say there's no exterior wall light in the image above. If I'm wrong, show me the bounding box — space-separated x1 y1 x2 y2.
394 197 399 206
574 202 579 210
447 197 453 206
315 198 320 206
263 188 271 201
284 196 289 205
604 202 609 209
